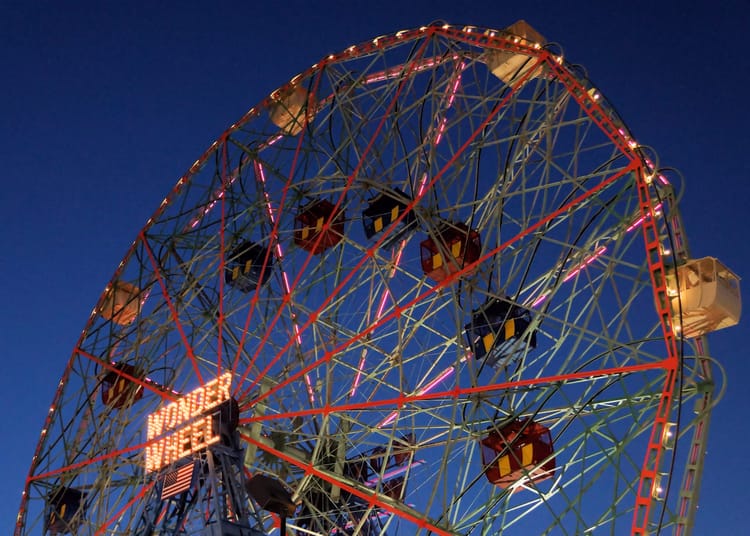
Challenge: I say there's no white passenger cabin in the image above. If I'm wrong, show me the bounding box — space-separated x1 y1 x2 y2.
486 20 546 85
269 85 313 136
668 257 741 338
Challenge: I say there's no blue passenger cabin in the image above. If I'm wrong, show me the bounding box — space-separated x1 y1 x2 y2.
464 298 536 367
362 188 416 240
225 242 273 293
45 487 86 535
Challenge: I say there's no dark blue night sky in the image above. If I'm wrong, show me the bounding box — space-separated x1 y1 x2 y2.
2 1 748 532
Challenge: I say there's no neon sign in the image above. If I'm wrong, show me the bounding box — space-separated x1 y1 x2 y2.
145 372 232 472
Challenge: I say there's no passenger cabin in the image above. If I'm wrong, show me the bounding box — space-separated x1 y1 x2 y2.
362 188 416 240
210 397 241 447
420 222 481 282
294 199 344 254
464 298 536 367
225 242 273 293
101 362 144 409
269 85 315 136
297 437 416 534
481 419 555 489
45 487 86 535
100 281 140 325
246 474 296 518
667 257 741 338
485 20 546 84
345 434 415 501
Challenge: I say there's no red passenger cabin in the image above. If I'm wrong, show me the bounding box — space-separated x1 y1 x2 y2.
101 362 144 409
294 199 345 254
481 419 555 489
420 222 481 282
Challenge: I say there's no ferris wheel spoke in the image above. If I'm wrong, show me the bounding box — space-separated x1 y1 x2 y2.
215 140 231 375
139 231 204 385
450 379 666 533
342 58 468 398
28 436 150 482
244 159 317 403
93 481 155 536
443 163 638 292
242 359 670 428
75 348 177 403
252 169 640 413
233 47 435 402
339 60 465 395
241 432 457 535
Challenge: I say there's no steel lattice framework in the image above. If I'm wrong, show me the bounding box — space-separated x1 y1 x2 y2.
17 23 717 536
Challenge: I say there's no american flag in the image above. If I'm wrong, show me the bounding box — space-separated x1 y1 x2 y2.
160 462 196 500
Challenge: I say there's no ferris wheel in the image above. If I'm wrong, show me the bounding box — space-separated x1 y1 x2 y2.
16 21 741 536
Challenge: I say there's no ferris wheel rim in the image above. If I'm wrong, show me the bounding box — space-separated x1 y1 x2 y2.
16 21 712 536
